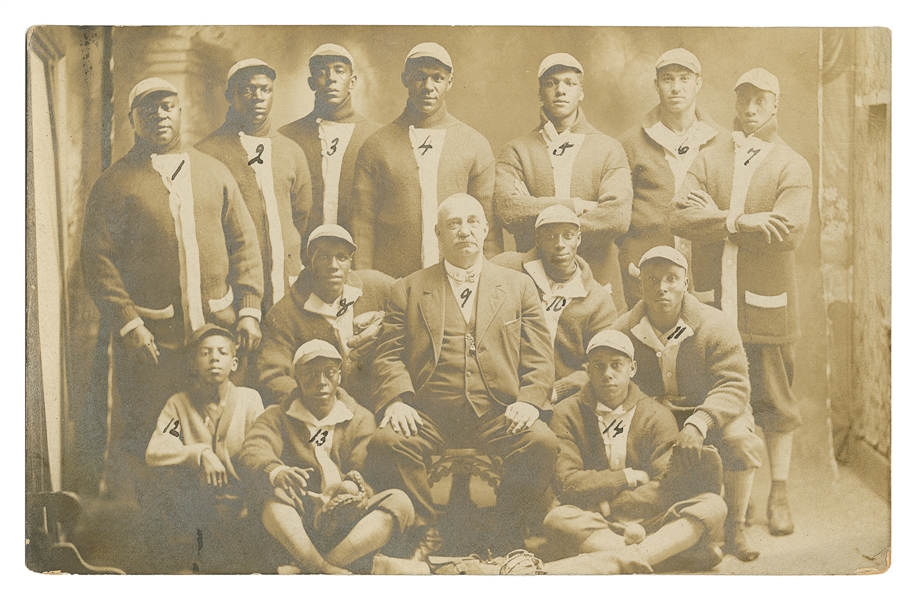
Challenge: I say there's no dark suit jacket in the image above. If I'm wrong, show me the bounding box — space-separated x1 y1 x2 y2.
371 260 554 415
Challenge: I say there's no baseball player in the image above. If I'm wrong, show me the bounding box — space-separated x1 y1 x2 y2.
672 68 813 543
618 48 730 308
279 44 381 237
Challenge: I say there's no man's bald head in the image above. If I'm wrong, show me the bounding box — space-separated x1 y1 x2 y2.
436 193 489 268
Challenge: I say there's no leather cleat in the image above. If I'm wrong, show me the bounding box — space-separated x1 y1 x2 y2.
724 521 759 562
411 526 443 562
767 482 795 536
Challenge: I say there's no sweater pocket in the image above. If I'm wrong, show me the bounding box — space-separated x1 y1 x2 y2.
743 291 788 338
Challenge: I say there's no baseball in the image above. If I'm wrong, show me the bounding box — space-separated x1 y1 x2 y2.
337 481 360 496
623 523 646 545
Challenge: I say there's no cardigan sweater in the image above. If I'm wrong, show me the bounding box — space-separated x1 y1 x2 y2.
617 106 729 303
550 382 677 510
255 269 394 407
670 117 813 345
196 113 312 312
491 250 618 400
613 294 751 434
278 100 381 236
494 109 632 274
351 102 500 279
239 388 374 501
81 143 264 346
145 382 264 490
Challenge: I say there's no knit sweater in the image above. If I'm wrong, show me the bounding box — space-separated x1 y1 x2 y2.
670 117 813 345
491 250 617 399
494 109 632 268
255 269 394 407
146 382 264 489
612 294 751 434
196 113 312 312
81 143 264 345
550 382 677 510
239 388 374 500
351 102 500 279
617 106 729 304
278 99 381 236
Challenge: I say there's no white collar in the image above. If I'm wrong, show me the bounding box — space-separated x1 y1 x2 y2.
523 259 587 299
303 284 363 317
444 257 484 284
286 397 354 429
631 315 694 353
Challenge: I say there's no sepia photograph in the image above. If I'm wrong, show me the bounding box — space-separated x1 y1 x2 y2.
23 13 893 581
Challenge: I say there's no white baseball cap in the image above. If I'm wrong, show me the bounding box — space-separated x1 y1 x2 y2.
404 42 453 72
306 224 357 255
535 205 580 229
734 68 780 98
310 43 355 67
226 58 277 88
538 53 584 79
637 246 689 271
655 48 701 74
128 77 178 112
586 330 635 359
292 339 342 367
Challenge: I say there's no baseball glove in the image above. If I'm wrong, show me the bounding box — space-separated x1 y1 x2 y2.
313 471 369 536
499 549 547 575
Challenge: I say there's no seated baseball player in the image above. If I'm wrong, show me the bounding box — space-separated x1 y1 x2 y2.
613 246 764 561
256 224 393 408
240 340 414 574
541 329 726 574
492 204 618 403
144 324 265 570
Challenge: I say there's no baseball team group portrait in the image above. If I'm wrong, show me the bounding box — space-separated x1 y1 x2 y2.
25 24 891 577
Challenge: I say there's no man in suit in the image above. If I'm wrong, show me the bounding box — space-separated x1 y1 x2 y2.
365 193 557 558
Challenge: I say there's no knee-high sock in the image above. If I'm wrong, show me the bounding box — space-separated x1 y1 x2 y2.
765 431 794 482
638 518 705 565
723 469 755 524
326 511 396 568
261 500 325 572
579 528 626 553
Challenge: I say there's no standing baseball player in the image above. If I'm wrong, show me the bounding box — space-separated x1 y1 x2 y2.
197 59 312 315
81 78 264 467
351 42 501 279
618 48 730 308
279 44 381 237
495 52 632 290
672 68 813 543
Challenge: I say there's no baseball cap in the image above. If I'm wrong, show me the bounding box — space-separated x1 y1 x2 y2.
586 329 635 359
226 58 277 88
292 339 343 366
538 53 584 79
535 205 580 229
309 43 355 67
655 48 701 74
637 246 689 271
185 323 236 350
734 68 780 98
128 77 178 112
305 224 357 255
404 42 453 72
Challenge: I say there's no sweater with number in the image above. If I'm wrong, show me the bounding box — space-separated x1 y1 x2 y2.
491 250 618 399
494 109 632 274
670 117 813 345
145 382 264 490
81 142 264 346
550 382 677 510
278 100 381 237
195 113 312 312
255 269 394 407
351 101 501 279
